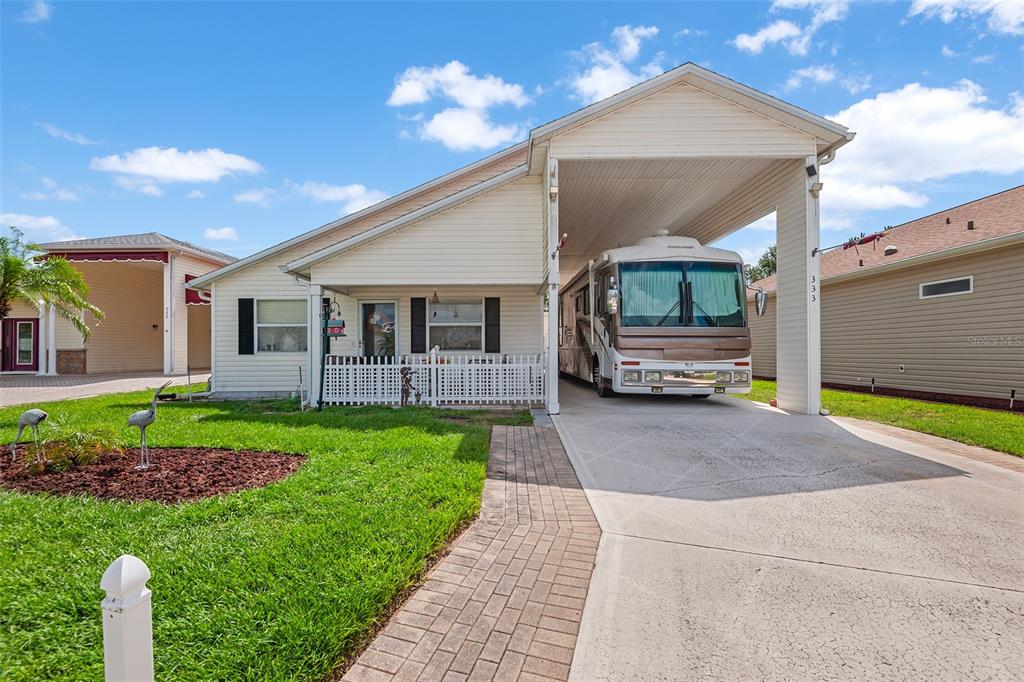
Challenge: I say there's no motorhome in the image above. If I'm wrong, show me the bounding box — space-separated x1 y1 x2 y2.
558 231 766 397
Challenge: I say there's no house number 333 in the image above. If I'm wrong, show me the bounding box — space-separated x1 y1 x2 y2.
810 275 817 302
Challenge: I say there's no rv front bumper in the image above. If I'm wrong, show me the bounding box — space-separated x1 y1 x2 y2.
616 364 751 395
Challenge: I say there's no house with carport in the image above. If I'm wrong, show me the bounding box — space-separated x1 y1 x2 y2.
1 233 233 376
188 63 855 415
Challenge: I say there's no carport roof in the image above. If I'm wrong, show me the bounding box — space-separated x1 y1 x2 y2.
195 62 854 284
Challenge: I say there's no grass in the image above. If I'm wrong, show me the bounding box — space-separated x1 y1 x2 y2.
735 380 1024 457
0 386 530 680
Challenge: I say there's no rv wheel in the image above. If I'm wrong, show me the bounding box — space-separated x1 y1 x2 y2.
592 359 611 398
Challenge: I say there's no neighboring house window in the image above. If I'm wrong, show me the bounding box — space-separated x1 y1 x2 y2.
429 300 483 351
919 276 973 299
256 299 307 352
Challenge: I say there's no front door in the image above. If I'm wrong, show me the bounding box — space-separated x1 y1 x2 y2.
2 318 39 372
361 302 397 357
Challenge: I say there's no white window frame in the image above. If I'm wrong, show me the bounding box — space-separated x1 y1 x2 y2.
255 298 308 354
16 320 34 366
919 275 974 300
427 298 485 353
358 299 400 357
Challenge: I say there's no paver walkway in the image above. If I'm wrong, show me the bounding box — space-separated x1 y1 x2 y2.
0 371 208 407
343 425 601 682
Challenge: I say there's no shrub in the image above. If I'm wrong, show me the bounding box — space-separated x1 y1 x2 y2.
22 422 126 474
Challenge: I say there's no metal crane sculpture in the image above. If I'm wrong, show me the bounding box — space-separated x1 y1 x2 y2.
128 381 171 470
10 409 48 462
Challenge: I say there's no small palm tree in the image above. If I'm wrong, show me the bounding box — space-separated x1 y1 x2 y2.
0 228 103 337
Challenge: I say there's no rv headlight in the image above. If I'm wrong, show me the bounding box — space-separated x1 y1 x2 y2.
622 370 641 383
644 371 663 383
716 371 733 383
734 371 749 383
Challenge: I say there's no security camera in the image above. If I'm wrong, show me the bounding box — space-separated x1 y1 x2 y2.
806 163 818 177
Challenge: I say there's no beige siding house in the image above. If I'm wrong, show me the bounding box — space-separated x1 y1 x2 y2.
189 62 856 415
1 233 234 376
749 186 1024 410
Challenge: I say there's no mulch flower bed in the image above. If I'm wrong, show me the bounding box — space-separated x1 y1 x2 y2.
0 446 306 504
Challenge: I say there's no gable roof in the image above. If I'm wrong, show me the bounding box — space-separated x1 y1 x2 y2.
38 232 237 264
753 185 1024 293
192 62 853 288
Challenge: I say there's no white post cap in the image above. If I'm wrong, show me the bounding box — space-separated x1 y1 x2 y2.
101 555 151 606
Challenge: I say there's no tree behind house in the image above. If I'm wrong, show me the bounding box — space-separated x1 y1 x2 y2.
0 228 103 337
746 245 777 283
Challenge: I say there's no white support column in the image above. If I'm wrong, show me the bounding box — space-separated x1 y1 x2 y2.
36 301 47 376
162 261 171 376
775 157 822 415
308 284 323 407
46 304 57 375
545 156 560 415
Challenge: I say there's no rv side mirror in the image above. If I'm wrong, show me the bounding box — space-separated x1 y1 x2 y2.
754 290 767 317
606 276 619 315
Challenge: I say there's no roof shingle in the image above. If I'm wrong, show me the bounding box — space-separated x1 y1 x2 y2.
37 232 236 264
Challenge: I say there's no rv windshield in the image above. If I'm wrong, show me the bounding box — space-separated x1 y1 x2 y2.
619 261 746 327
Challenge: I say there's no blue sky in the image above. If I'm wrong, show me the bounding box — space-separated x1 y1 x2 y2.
3 0 1022 264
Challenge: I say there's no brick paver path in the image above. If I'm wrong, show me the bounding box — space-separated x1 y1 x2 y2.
343 425 601 682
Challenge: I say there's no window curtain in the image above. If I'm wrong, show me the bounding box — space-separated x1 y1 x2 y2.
620 263 683 318
687 264 741 316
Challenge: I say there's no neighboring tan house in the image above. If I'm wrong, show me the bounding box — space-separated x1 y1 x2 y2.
188 62 856 416
1 233 234 376
748 186 1024 411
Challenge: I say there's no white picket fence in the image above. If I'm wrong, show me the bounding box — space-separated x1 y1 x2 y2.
322 351 545 406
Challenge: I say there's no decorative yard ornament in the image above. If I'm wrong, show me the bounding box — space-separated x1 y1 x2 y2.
10 408 47 462
128 381 172 470
400 366 416 407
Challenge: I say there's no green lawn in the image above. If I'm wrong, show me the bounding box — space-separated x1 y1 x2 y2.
735 380 1024 457
0 387 529 680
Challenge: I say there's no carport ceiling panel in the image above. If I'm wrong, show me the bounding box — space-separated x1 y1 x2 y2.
558 157 774 260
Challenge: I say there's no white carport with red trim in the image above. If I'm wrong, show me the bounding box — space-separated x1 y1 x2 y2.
191 63 853 415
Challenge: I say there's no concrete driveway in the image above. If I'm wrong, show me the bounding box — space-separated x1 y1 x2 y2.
552 379 1024 681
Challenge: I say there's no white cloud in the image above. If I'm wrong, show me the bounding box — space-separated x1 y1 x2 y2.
387 60 532 152
186 189 205 199
233 187 276 207
784 64 837 90
113 175 162 197
203 226 239 241
90 147 262 189
568 25 665 104
941 44 961 57
290 180 390 214
840 73 872 94
734 0 849 56
388 61 530 109
21 176 80 201
972 53 995 64
18 0 52 23
909 0 1024 35
744 214 778 231
733 20 803 54
674 28 709 38
823 79 1024 216
1 213 81 242
36 122 98 145
419 108 526 152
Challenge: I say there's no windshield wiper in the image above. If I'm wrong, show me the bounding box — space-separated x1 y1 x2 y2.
691 299 719 326
654 300 680 327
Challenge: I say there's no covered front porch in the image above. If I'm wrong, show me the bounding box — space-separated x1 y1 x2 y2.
308 284 546 406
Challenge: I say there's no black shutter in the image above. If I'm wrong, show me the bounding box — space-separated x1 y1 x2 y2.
238 298 255 355
484 297 500 353
411 297 427 353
